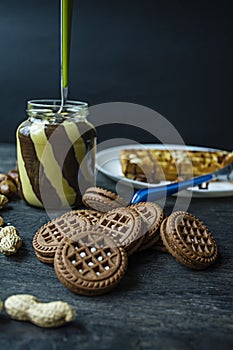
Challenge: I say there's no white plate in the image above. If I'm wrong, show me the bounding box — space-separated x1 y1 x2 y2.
96 144 233 198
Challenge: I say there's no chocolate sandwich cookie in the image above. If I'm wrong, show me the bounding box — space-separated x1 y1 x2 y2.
62 209 103 226
97 207 144 255
160 212 218 269
82 187 127 213
130 202 164 251
54 228 128 296
34 251 55 264
33 214 89 264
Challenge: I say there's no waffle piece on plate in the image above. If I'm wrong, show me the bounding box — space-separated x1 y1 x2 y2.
120 148 232 183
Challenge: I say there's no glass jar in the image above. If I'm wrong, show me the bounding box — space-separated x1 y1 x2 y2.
16 100 96 209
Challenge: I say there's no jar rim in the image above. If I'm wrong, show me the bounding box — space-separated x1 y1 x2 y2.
27 99 89 119
27 99 88 109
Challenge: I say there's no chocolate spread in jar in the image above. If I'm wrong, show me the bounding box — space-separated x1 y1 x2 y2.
16 101 96 209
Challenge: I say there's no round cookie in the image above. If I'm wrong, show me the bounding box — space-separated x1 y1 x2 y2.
33 214 90 263
97 207 144 255
54 228 128 296
160 218 204 268
130 202 164 251
62 209 103 226
160 212 218 269
35 251 55 264
82 187 127 213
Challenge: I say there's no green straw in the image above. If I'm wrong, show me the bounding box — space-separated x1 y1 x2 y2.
60 0 73 111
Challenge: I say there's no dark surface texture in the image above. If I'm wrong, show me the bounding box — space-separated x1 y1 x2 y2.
0 143 233 350
0 0 233 150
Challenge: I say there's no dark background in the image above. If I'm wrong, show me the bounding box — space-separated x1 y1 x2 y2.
0 0 232 150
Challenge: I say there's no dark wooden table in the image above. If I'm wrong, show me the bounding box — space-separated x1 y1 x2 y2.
0 144 233 350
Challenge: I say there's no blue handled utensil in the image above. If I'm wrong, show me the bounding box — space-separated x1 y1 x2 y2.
130 162 233 204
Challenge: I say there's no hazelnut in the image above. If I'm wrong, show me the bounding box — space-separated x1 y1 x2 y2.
0 195 8 210
0 180 17 198
8 169 19 186
0 174 12 183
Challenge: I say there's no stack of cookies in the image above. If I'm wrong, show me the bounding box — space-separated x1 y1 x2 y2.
32 187 218 296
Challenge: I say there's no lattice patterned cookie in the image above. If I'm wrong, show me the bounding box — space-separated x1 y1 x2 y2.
130 202 164 251
33 214 90 264
160 212 218 269
82 187 127 213
97 207 144 255
62 209 103 226
34 251 55 264
54 228 128 296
